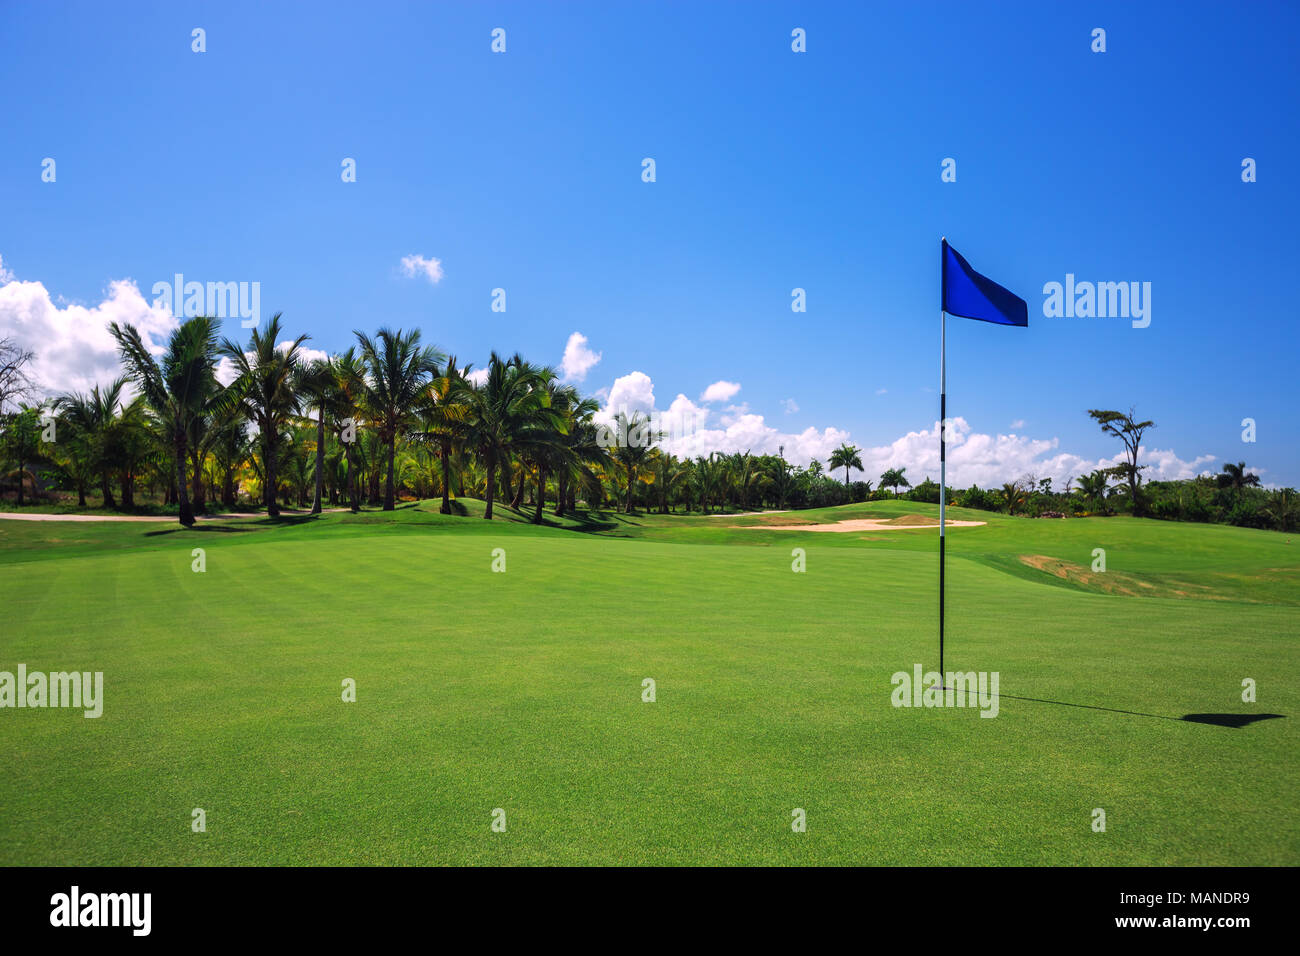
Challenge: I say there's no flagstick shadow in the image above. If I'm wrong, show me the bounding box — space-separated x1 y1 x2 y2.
939 688 1285 728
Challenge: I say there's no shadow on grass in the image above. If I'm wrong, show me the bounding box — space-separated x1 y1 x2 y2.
952 689 1286 728
1180 713 1284 728
143 525 259 536
143 514 319 536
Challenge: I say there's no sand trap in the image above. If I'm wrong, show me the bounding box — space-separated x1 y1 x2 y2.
742 516 986 532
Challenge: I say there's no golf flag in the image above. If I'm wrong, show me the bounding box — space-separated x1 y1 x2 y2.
936 238 1028 682
941 239 1029 327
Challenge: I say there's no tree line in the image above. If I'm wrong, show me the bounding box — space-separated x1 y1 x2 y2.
0 327 1293 532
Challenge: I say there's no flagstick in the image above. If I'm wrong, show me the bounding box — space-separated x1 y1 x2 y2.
939 307 946 683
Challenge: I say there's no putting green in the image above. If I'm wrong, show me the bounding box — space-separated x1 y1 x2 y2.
0 501 1295 865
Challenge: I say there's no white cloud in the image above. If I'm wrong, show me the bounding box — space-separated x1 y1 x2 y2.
559 331 601 382
0 265 178 398
855 417 1216 489
280 341 329 365
465 367 489 387
603 370 656 418
875 388 887 395
214 356 240 387
594 371 845 465
400 254 444 284
590 365 1220 485
700 380 741 403
781 398 799 414
1010 419 1026 430
0 255 14 284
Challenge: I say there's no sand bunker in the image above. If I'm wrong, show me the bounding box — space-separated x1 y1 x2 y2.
742 515 985 532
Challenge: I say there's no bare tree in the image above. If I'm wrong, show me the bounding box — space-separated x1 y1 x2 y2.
0 337 36 414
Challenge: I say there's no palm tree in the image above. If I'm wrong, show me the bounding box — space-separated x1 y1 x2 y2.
110 316 221 526
329 347 367 512
1077 469 1108 512
554 408 605 517
767 455 796 511
452 352 560 520
608 411 660 514
1001 480 1027 516
691 453 724 514
879 466 911 496
0 404 46 506
354 327 443 511
526 376 586 523
415 356 470 515
219 313 309 518
651 450 686 514
295 358 338 515
1217 461 1261 492
53 377 132 508
828 443 863 486
209 415 251 508
1263 488 1298 532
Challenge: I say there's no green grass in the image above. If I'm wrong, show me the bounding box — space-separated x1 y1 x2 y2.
0 500 1296 865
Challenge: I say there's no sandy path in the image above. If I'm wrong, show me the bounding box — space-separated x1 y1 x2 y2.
740 517 986 532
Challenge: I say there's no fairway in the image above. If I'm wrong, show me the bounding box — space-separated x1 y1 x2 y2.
1 502 1295 866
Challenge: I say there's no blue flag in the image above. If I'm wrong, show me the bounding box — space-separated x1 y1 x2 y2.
941 239 1028 327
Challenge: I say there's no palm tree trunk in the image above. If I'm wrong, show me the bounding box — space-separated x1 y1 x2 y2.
346 446 360 512
625 464 635 514
555 472 567 517
510 466 525 510
384 434 396 510
174 433 195 526
483 446 496 520
77 482 86 507
100 473 117 509
499 461 512 510
439 439 452 514
264 433 280 517
190 449 205 513
533 465 546 524
312 412 325 514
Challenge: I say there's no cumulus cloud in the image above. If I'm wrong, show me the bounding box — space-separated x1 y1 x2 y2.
781 398 799 414
0 255 14 284
214 340 329 387
282 341 330 365
465 367 489 386
594 370 846 465
559 331 601 382
700 380 741 403
0 264 177 398
856 417 1216 489
588 367 1217 486
400 254 444 284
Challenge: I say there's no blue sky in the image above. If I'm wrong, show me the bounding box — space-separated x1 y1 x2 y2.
2 0 1297 486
